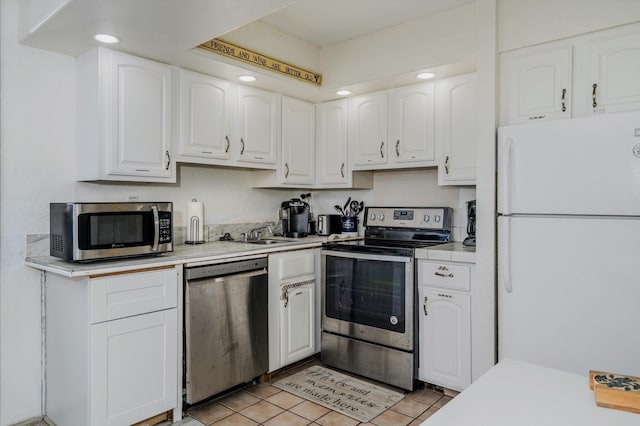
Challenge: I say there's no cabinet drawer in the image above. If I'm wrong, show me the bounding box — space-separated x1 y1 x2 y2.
418 261 470 291
275 251 315 280
90 267 178 323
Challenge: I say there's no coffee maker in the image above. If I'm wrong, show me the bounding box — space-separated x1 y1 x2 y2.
463 200 476 247
280 198 310 238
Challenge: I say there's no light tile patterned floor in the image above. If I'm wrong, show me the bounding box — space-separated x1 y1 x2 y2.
186 357 456 426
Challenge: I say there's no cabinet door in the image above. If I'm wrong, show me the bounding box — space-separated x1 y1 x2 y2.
281 282 315 366
584 30 640 115
178 70 234 161
316 100 349 186
91 309 178 426
418 287 470 391
105 50 174 179
500 44 572 125
237 86 279 166
281 97 315 184
388 82 436 164
349 92 388 167
437 73 477 185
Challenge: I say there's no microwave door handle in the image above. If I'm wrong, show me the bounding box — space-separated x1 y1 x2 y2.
151 205 159 251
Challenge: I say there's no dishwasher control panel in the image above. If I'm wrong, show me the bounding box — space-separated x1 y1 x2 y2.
184 257 267 280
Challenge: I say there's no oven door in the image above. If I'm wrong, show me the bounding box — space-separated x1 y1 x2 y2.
321 249 414 351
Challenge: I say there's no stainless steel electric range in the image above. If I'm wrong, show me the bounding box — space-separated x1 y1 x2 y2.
320 206 452 390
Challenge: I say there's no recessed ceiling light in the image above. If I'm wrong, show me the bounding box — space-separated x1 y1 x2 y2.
336 90 352 96
94 34 120 44
238 75 256 82
417 72 435 80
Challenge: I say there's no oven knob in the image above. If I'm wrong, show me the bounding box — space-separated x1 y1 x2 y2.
424 214 430 222
434 215 441 223
379 213 385 221
370 213 376 220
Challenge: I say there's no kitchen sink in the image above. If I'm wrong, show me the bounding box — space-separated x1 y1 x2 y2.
247 239 285 244
240 238 292 245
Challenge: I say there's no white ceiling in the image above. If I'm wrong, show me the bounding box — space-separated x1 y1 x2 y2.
258 0 474 47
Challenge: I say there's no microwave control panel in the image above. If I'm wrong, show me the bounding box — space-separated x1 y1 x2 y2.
365 207 452 230
158 211 172 243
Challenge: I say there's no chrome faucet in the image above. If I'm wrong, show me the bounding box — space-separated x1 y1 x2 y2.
248 225 272 241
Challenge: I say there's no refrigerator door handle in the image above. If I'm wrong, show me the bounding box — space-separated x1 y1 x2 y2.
498 136 513 215
499 216 513 293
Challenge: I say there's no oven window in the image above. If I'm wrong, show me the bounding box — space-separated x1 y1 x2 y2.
324 255 406 332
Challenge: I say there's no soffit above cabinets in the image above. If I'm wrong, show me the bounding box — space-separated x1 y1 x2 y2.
18 0 296 61
258 0 475 48
17 0 477 102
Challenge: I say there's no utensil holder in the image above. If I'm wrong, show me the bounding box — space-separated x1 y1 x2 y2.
341 216 358 236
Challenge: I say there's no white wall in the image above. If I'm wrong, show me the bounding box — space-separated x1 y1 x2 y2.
498 0 640 52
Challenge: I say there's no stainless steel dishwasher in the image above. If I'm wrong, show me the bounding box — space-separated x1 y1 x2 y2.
184 257 268 405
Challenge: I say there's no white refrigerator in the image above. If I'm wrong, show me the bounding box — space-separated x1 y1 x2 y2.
497 111 640 377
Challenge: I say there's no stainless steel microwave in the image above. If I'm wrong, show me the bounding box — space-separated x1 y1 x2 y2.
50 202 173 262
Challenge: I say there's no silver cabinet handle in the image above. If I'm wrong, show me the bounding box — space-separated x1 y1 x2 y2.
340 163 345 178
225 135 230 153
445 156 450 174
423 296 428 316
165 150 171 170
396 140 400 157
284 163 289 178
380 141 385 159
434 272 454 278
240 138 245 155
592 83 598 108
561 88 567 112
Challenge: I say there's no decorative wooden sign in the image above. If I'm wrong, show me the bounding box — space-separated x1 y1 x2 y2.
198 38 322 86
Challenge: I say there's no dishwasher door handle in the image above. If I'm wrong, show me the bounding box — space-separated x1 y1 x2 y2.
186 267 267 284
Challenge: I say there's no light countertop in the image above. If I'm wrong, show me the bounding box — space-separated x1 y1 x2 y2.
415 242 476 263
25 236 330 277
423 358 639 425
26 236 475 277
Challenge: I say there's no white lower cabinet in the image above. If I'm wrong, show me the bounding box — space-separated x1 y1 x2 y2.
417 259 474 391
280 281 315 366
91 309 178 426
268 248 319 372
45 267 180 426
418 287 471 391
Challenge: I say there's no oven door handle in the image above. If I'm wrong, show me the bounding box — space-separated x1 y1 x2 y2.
321 249 413 263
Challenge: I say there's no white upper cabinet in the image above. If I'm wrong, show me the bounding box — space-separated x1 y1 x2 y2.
315 100 349 187
349 91 389 167
236 85 280 167
501 22 640 125
77 48 175 182
176 69 235 163
388 82 437 165
281 97 315 185
500 43 572 125
577 27 640 116
437 73 477 185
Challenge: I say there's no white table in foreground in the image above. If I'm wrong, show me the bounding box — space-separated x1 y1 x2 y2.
423 358 639 426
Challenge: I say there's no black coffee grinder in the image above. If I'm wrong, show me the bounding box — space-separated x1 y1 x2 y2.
463 200 476 247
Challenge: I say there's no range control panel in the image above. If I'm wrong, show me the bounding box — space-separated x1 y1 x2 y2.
365 207 452 230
